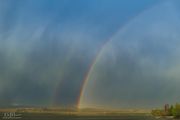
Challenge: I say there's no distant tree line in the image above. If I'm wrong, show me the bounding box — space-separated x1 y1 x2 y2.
152 103 180 118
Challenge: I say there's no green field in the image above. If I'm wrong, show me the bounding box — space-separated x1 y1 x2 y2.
0 108 173 120
0 112 170 120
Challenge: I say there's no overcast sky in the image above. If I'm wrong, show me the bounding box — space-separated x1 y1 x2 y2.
2 0 180 109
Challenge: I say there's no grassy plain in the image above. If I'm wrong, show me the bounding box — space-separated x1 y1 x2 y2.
0 108 169 120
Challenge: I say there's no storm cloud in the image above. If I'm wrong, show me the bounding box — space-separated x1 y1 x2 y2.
0 0 161 108
80 1 180 109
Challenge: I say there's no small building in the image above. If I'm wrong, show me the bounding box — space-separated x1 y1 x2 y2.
164 104 169 112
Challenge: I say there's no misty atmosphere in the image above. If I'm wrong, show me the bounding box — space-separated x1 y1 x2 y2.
1 0 180 112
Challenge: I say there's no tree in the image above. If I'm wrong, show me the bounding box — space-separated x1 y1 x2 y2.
172 103 180 118
169 105 174 116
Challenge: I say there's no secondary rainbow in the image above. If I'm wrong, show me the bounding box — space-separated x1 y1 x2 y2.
77 2 160 108
51 1 161 108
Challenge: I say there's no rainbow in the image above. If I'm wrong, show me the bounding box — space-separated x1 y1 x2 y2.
52 1 162 108
77 33 116 108
77 2 161 109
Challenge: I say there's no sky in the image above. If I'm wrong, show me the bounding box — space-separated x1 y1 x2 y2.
1 0 180 109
